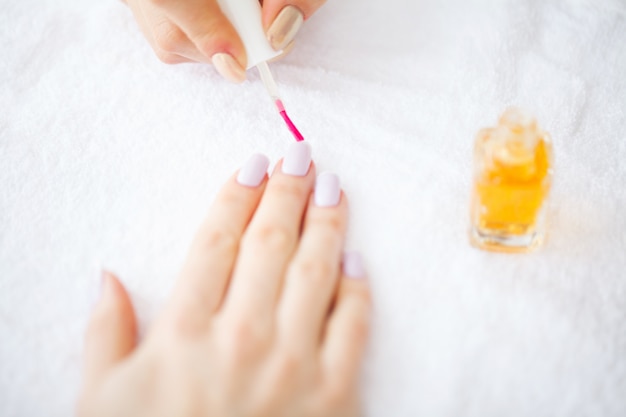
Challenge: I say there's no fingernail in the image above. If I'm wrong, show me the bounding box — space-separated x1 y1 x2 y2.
267 5 304 51
211 53 246 83
282 141 311 176
268 40 296 63
237 153 270 187
314 172 340 207
342 252 366 279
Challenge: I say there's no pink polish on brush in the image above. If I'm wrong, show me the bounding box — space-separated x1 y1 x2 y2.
257 62 304 141
275 98 304 141
217 0 305 141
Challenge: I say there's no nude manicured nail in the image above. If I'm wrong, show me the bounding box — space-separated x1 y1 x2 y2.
314 172 340 207
282 141 311 176
342 252 365 279
267 5 304 51
268 40 296 63
237 153 270 187
211 53 246 83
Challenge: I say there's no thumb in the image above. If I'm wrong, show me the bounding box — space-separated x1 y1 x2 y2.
82 271 138 388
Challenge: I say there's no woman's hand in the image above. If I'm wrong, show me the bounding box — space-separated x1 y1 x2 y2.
78 142 371 417
123 0 326 82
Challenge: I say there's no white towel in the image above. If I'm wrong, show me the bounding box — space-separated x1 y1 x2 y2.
1 0 625 415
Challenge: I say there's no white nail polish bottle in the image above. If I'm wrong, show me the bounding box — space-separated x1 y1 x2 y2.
216 0 281 69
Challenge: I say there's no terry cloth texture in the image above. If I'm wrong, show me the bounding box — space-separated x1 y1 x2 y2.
1 0 625 416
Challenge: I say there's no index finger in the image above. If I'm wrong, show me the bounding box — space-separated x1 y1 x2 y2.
162 154 270 334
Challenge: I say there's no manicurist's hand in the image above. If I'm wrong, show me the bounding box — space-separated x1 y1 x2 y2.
78 141 370 417
123 0 326 82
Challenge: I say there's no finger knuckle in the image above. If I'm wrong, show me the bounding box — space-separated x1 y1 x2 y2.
273 351 301 385
245 224 293 253
193 19 237 54
161 309 207 339
152 21 186 54
292 258 336 286
220 319 267 363
218 187 247 209
345 285 372 310
194 30 220 54
319 214 343 235
193 227 238 255
306 214 344 244
317 231 342 254
271 180 307 201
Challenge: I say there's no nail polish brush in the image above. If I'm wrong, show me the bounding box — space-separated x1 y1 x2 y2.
217 0 304 141
256 61 304 141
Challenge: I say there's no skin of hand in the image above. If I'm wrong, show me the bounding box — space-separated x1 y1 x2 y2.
78 142 371 417
121 0 326 82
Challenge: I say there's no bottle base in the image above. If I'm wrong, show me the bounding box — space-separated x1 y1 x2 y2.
469 225 544 253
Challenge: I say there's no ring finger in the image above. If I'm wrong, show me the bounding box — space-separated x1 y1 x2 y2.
276 172 347 354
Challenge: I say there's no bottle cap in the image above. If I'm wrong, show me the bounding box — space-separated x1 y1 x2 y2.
217 0 282 69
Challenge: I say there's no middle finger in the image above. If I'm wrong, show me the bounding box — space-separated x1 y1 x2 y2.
219 142 314 323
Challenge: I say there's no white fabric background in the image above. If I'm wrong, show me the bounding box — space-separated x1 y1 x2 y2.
1 0 625 416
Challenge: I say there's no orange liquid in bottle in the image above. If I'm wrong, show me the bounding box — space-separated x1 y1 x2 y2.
470 109 553 252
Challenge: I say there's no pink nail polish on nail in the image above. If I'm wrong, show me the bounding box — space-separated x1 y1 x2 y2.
315 172 340 207
237 153 270 187
342 252 365 279
282 141 311 176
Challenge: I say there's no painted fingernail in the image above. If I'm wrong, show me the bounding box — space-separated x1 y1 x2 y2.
282 141 311 176
315 172 341 207
342 252 365 279
267 5 304 51
268 40 296 63
237 153 270 187
211 53 246 83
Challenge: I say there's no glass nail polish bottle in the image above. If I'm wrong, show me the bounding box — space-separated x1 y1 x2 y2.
470 108 554 252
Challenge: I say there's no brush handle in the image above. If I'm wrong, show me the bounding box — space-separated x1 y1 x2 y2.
257 61 280 100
